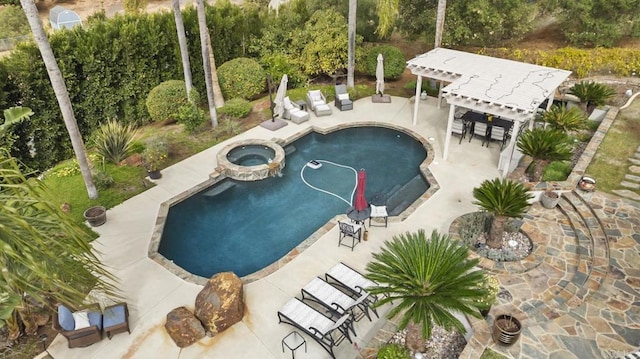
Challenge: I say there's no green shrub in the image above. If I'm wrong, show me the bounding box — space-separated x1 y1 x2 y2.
214 118 242 139
362 45 406 80
542 161 572 181
146 80 198 123
91 119 138 164
404 79 439 96
218 98 252 119
176 104 207 133
218 58 266 100
142 138 169 171
93 170 115 190
377 343 410 359
0 5 30 38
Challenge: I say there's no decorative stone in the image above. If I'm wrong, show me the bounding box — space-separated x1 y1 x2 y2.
164 306 206 348
629 165 640 174
625 174 640 182
194 272 244 336
621 181 640 190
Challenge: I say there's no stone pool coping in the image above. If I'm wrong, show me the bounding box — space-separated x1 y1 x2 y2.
148 122 440 285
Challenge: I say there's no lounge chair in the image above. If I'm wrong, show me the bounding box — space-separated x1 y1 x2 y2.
334 84 353 111
277 298 353 359
302 277 376 323
53 303 103 348
306 90 332 117
283 96 310 124
325 262 380 317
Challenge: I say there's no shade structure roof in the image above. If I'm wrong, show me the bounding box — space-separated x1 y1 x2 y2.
406 48 572 122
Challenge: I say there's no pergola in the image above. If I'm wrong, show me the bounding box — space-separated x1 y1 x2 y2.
407 48 572 175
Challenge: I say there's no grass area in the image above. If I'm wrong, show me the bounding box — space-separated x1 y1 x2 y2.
480 348 508 359
585 101 640 194
42 159 151 224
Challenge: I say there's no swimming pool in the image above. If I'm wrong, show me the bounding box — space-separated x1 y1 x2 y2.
156 126 431 279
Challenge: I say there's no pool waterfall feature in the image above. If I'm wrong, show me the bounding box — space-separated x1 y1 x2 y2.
149 124 440 285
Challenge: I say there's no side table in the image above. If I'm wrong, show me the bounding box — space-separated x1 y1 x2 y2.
282 331 306 359
294 100 308 112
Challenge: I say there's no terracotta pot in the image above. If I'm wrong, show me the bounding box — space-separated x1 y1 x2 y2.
83 206 107 227
492 314 521 346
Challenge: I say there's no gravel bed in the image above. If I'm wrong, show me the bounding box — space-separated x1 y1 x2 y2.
388 326 467 359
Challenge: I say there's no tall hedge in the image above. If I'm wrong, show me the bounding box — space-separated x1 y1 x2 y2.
0 2 262 170
217 57 266 100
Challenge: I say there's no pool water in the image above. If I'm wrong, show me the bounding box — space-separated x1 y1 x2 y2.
159 127 429 278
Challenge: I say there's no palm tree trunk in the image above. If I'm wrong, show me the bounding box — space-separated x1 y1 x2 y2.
172 0 193 102
487 215 507 249
405 321 426 352
532 159 548 182
347 0 356 88
195 0 218 127
434 0 447 48
20 0 98 199
206 31 225 108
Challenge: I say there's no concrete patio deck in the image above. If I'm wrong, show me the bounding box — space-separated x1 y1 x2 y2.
44 96 640 359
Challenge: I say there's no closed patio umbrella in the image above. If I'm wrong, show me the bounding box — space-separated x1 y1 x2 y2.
354 169 368 211
273 74 288 119
375 54 385 95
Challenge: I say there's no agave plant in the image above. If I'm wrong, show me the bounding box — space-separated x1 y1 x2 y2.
365 230 488 351
517 128 573 181
568 81 616 114
472 178 532 249
540 104 587 132
92 119 138 164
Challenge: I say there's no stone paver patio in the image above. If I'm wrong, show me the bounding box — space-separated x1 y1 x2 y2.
43 96 640 359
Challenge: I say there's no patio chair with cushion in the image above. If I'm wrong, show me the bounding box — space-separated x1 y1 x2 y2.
306 90 332 117
451 118 467 144
277 298 353 359
53 303 103 348
368 204 388 227
301 277 376 322
489 125 508 150
283 96 310 124
338 221 362 251
334 84 353 111
103 302 130 339
469 121 489 146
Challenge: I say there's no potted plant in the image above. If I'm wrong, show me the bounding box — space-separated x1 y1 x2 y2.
492 314 522 346
540 190 560 209
83 205 107 227
142 138 168 179
476 274 500 318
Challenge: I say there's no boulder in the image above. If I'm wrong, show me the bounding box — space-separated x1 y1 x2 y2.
194 272 244 335
164 306 206 348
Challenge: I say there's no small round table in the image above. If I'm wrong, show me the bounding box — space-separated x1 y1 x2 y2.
346 206 371 228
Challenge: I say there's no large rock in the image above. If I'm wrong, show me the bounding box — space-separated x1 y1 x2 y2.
164 306 206 348
194 272 244 335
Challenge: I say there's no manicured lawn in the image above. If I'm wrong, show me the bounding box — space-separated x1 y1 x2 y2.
480 348 508 359
586 101 640 194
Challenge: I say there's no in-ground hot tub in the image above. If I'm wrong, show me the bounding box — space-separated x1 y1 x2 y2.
216 139 285 181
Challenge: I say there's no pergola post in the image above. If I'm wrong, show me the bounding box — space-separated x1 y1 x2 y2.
412 76 423 126
501 120 522 175
442 104 456 160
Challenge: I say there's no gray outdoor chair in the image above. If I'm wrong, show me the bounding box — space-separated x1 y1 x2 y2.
334 84 353 111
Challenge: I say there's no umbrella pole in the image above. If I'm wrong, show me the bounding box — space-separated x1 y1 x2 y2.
267 74 275 122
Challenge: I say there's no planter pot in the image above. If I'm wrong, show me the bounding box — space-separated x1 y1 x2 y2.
83 206 107 227
540 191 560 209
148 170 162 180
492 314 521 346
480 306 492 318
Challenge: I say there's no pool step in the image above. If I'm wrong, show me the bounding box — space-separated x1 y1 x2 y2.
284 145 296 156
386 175 428 216
202 181 236 197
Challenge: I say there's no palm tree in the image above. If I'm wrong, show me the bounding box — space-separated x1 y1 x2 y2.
20 0 98 199
195 0 218 127
517 128 573 181
365 230 488 351
472 178 532 249
0 150 116 341
206 31 225 108
347 0 356 88
434 0 447 47
568 81 616 115
540 104 587 132
171 0 193 102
